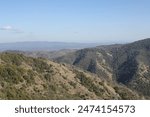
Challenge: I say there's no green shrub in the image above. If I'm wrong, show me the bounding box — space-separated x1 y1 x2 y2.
0 65 23 84
0 53 25 66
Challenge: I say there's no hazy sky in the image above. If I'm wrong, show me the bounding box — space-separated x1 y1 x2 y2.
0 0 150 43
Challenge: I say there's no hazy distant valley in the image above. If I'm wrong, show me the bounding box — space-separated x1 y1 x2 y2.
0 38 150 99
0 42 101 51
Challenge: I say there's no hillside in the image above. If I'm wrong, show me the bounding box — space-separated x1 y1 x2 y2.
112 38 150 98
55 47 114 80
55 38 150 98
0 52 142 99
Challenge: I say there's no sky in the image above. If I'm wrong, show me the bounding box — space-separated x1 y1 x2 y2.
0 0 150 43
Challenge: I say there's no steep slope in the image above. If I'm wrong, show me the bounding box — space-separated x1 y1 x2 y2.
55 38 150 98
112 38 150 98
0 52 141 99
55 48 114 80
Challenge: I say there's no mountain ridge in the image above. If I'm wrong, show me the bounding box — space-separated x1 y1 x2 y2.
0 38 150 99
0 52 143 99
55 38 150 98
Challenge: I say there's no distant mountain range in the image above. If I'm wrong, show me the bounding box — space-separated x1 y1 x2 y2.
0 41 101 51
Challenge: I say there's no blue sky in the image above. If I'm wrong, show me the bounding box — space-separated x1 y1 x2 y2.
0 0 150 43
